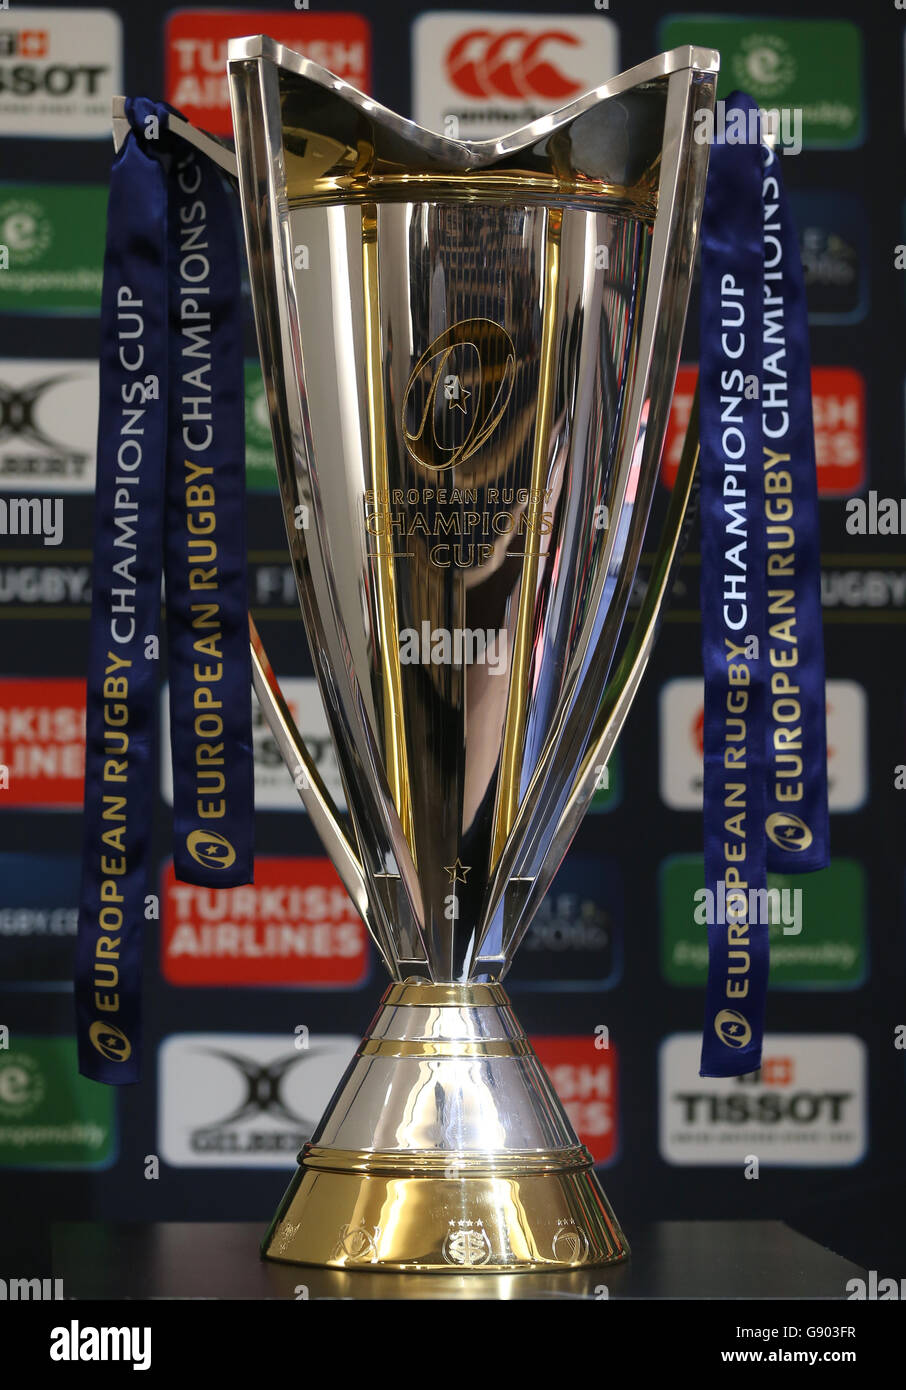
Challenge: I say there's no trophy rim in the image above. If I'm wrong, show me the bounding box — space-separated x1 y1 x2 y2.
226 34 720 164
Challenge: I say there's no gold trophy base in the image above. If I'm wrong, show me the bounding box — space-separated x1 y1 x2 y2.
261 982 629 1272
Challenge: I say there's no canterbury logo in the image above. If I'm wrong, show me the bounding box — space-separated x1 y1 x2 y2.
445 30 583 102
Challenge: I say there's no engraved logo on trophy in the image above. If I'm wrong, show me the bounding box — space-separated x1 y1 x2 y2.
441 1221 493 1267
401 317 516 471
332 1223 381 1262
551 1221 590 1264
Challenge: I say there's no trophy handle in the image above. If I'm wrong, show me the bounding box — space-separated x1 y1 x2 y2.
112 97 240 177
497 390 701 956
248 616 375 935
574 391 700 806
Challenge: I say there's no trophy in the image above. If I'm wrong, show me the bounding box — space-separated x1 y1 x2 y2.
117 37 717 1271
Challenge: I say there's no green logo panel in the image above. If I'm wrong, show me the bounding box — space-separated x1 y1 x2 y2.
0 184 107 313
245 361 278 490
0 1036 116 1168
660 17 864 148
660 854 866 988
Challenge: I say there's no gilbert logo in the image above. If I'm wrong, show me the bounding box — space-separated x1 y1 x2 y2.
186 829 236 871
412 12 618 139
158 1033 357 1168
402 319 516 471
765 812 813 853
0 361 98 492
88 1020 131 1064
50 1322 150 1371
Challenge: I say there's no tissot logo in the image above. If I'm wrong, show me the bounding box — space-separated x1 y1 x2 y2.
412 12 618 140
659 1033 866 1166
0 361 97 491
158 1033 357 1167
165 11 371 137
0 31 49 59
0 9 121 139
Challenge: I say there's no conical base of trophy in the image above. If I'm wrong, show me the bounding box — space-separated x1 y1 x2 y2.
261 982 629 1272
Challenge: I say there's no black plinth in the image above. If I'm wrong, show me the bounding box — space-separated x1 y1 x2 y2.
49 1220 865 1300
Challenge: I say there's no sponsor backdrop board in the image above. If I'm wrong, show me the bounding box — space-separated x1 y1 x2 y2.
0 0 903 1278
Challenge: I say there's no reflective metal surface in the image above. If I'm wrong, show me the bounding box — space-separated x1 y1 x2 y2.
262 981 626 1271
229 39 717 982
216 38 717 1269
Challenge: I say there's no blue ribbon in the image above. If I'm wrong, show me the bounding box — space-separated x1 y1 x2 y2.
760 143 830 875
699 93 770 1078
698 95 830 1078
75 99 253 1083
164 135 255 889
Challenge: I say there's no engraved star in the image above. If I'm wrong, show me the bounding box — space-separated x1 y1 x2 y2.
448 381 470 414
445 858 470 884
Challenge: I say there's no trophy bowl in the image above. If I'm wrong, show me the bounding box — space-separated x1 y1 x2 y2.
210 36 718 1272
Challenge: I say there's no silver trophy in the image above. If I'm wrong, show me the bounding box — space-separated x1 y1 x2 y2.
117 37 717 1271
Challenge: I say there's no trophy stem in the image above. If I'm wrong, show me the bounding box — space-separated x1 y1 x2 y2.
261 982 628 1272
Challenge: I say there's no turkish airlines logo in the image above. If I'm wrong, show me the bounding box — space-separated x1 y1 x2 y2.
165 11 371 138
661 365 865 496
445 29 583 101
0 678 86 807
